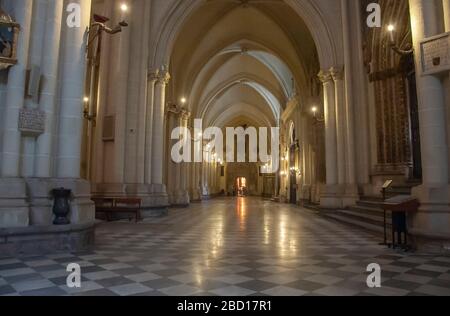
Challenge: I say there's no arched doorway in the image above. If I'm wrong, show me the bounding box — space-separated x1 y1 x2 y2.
236 177 247 196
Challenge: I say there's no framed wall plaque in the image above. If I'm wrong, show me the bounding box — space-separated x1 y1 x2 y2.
420 32 450 76
0 7 20 70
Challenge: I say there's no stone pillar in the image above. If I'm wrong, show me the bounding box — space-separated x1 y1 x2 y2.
341 0 357 187
192 161 202 201
443 0 450 32
35 0 64 177
1 0 33 177
134 0 151 185
202 150 209 197
0 0 34 228
52 0 94 226
409 0 450 252
178 110 190 205
56 0 91 178
318 70 341 208
109 1 130 184
166 107 178 204
144 70 158 184
331 67 346 186
151 67 170 206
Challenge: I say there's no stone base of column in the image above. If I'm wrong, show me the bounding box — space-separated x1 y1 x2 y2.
0 178 95 255
0 178 29 228
409 184 450 254
202 186 210 198
320 184 343 209
27 178 95 226
342 184 359 208
0 222 95 256
169 189 190 207
189 187 202 202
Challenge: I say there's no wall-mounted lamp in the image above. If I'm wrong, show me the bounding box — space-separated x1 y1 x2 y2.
83 96 96 122
120 3 129 12
387 24 413 56
311 106 324 122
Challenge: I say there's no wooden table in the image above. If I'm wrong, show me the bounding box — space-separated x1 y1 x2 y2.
381 196 419 250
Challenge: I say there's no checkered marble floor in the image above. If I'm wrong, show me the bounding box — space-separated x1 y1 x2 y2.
1 197 450 296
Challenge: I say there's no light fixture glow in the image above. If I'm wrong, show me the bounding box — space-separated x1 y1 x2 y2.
311 106 318 113
83 97 89 102
120 3 128 12
387 24 395 32
181 97 187 104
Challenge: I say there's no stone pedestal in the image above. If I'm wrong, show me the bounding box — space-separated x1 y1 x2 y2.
410 185 450 254
0 178 29 228
342 184 359 208
170 189 190 207
189 187 202 202
320 184 343 209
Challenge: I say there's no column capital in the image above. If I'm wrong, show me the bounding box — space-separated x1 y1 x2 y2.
167 104 180 115
330 66 344 81
317 70 332 84
148 68 159 81
180 108 191 121
156 70 170 85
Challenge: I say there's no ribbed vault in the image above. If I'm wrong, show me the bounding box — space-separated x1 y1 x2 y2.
162 0 325 129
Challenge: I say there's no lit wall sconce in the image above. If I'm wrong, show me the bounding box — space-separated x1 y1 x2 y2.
311 106 324 122
83 97 96 122
387 24 413 56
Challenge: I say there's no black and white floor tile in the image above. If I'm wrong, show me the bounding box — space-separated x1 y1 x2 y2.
1 198 450 296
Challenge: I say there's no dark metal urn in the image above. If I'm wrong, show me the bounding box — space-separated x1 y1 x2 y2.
51 188 72 225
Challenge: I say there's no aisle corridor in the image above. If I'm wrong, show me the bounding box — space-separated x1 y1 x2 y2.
1 198 449 296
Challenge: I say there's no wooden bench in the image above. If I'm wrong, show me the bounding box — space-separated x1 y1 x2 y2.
93 197 142 223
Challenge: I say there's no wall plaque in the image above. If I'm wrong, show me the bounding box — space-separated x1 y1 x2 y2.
18 108 46 137
0 7 20 70
420 32 450 76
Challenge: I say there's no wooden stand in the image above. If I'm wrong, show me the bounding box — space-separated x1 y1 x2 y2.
381 197 419 251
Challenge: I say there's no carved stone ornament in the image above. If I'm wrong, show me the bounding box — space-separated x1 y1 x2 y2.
0 7 20 70
18 108 46 137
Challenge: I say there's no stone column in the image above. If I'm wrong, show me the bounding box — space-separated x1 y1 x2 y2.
193 160 202 201
409 0 450 250
56 0 91 178
202 148 209 197
0 0 34 228
151 67 170 205
341 0 357 187
179 110 190 205
331 67 346 186
35 0 64 177
318 69 341 208
443 0 450 32
134 0 151 185
144 70 158 184
1 0 33 177
26 0 65 227
166 107 178 204
109 1 130 184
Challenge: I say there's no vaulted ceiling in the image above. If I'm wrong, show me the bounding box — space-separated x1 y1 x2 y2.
168 0 320 128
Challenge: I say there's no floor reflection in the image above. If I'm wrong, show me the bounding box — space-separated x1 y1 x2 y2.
2 197 449 296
